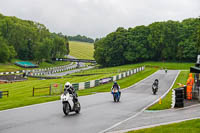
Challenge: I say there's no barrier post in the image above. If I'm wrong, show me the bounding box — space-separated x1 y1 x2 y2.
49 85 52 95
32 87 34 96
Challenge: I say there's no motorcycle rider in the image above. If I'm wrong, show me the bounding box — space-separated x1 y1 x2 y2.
111 81 121 96
153 79 159 86
165 68 168 74
152 79 159 93
64 82 78 104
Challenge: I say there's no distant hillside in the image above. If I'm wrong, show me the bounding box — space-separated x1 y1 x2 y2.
68 35 94 43
69 41 94 60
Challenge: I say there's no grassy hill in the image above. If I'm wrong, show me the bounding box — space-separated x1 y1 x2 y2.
69 41 94 60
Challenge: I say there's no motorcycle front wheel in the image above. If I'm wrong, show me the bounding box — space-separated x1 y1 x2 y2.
63 102 70 115
152 89 157 95
113 94 117 102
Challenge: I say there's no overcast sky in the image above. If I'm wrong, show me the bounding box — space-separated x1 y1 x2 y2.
0 0 199 38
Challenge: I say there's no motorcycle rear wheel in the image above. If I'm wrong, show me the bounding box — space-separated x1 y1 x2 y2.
75 102 81 113
153 89 157 95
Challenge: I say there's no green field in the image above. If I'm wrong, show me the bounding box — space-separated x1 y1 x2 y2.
128 119 200 133
148 70 189 110
69 41 94 59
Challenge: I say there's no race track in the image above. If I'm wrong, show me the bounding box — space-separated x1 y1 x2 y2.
0 70 179 133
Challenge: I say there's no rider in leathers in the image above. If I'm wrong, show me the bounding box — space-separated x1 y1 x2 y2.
64 82 78 104
111 81 121 96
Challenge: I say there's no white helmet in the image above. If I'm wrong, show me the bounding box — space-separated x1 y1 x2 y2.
65 82 71 89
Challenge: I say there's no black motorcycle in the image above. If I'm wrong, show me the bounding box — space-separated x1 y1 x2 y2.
152 79 159 95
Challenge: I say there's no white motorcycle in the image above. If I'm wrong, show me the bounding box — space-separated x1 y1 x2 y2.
61 91 81 115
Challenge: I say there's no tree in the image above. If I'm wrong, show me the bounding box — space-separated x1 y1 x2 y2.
68 35 94 43
0 13 70 62
94 17 200 66
94 27 127 66
51 36 67 58
0 37 10 62
34 38 53 64
124 26 150 62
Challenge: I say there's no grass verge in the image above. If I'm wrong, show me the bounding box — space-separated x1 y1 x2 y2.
127 119 200 133
148 70 189 110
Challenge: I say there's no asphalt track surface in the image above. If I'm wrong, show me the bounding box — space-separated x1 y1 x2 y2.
0 70 179 133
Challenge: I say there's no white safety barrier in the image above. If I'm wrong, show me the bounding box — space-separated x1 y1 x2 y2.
72 66 145 90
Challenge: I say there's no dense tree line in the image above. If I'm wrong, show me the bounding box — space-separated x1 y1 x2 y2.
0 13 69 63
68 35 94 43
94 18 200 67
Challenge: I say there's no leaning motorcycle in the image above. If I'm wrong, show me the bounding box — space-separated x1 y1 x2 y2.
60 91 81 115
111 88 120 102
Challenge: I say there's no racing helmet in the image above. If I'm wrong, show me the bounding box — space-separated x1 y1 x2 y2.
65 82 71 89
